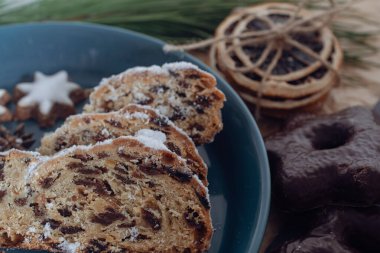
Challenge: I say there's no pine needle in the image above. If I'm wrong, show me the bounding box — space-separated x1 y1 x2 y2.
0 0 377 70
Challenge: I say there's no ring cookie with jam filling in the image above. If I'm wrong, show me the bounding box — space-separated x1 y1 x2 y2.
84 62 225 145
215 3 343 114
39 104 208 185
0 135 212 252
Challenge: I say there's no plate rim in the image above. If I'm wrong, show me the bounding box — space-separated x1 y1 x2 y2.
0 21 271 253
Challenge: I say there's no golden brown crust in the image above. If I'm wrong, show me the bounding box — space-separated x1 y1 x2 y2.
84 62 225 145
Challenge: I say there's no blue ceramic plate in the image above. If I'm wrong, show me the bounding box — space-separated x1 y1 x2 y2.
0 22 270 253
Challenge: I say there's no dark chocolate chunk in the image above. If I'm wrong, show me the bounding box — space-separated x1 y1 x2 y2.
152 116 169 127
0 232 24 246
114 163 129 174
14 197 28 206
91 207 125 226
40 173 61 189
139 163 164 176
73 177 115 196
0 190 6 201
166 142 182 156
42 219 62 229
97 151 110 159
0 158 5 170
118 220 136 228
30 203 44 216
102 180 115 196
71 153 94 162
58 207 73 217
60 226 84 234
178 80 191 88
195 191 210 209
84 239 109 253
184 207 207 245
55 136 68 151
67 161 83 169
176 91 186 97
114 173 135 185
166 167 192 183
170 107 186 121
142 208 161 230
83 117 91 124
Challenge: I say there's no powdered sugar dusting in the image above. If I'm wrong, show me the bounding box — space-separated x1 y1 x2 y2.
27 227 36 234
162 62 199 71
108 61 208 78
46 202 54 210
193 174 210 200
25 157 48 181
135 129 168 151
125 111 150 120
128 227 140 242
127 65 166 75
58 237 81 253
101 128 110 138
43 222 52 238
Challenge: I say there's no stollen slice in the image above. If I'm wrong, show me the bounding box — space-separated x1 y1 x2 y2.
0 135 212 252
39 104 208 185
84 62 225 145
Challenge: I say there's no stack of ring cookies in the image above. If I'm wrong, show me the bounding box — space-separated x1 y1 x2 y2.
214 3 343 116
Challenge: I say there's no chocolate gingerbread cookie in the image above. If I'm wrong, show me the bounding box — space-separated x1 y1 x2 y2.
268 207 380 253
266 106 380 211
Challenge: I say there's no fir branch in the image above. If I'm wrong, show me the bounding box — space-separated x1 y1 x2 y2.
0 0 377 70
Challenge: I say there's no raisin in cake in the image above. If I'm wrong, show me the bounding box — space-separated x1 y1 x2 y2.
0 136 212 252
39 104 208 185
84 62 225 145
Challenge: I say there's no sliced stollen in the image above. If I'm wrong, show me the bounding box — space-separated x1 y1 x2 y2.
0 135 212 252
39 104 208 185
84 62 226 145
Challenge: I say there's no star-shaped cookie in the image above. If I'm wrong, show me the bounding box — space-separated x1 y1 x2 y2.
14 71 86 127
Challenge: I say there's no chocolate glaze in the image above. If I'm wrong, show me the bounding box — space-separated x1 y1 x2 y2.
268 207 380 253
266 107 380 211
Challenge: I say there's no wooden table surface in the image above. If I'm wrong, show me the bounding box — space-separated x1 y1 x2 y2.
191 0 380 252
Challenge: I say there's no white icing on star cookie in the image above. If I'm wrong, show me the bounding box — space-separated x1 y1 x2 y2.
16 71 80 115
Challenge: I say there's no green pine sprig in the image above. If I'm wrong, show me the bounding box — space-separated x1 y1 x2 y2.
0 0 378 70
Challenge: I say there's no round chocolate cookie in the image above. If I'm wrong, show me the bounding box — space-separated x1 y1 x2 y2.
267 207 380 253
266 106 380 211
